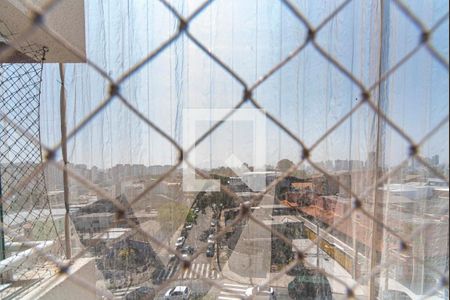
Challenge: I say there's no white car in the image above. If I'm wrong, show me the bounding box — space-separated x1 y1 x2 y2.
175 237 185 248
207 234 215 244
245 286 276 299
164 286 191 299
185 223 193 230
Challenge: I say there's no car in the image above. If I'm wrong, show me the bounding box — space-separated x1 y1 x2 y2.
206 245 215 257
194 208 200 214
164 286 191 300
185 223 193 230
125 287 155 300
175 237 185 248
244 286 276 299
210 220 217 227
180 228 188 237
181 245 194 255
207 234 215 244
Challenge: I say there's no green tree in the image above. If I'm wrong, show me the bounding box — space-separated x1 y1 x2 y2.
277 159 295 172
288 265 332 300
271 239 294 265
186 210 197 224
196 190 235 215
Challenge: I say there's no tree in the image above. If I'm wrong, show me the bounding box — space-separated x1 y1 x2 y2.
277 159 295 172
288 264 332 300
271 239 294 265
186 210 197 224
195 190 235 215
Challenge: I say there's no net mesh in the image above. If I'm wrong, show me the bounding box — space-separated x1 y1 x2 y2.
0 22 63 296
0 0 448 299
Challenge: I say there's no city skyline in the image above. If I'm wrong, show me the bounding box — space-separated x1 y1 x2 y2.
38 0 449 169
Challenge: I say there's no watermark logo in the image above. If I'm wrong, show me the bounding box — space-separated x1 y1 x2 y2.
182 108 267 192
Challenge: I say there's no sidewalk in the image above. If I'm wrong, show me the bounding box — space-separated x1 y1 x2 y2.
218 248 367 298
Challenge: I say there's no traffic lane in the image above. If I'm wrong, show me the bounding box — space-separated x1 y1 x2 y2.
184 208 215 264
154 279 212 299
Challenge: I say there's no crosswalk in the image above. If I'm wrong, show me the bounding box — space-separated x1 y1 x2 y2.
155 262 221 284
112 286 140 299
154 263 179 283
178 263 221 280
218 283 250 300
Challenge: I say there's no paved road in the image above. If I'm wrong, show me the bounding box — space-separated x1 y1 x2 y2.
213 281 290 300
149 193 297 299
153 207 218 284
154 279 212 299
185 208 215 264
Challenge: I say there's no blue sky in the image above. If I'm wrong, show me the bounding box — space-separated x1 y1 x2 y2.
39 0 449 169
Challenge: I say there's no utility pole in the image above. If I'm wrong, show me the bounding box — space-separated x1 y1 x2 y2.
59 63 71 259
315 194 320 269
316 221 320 268
369 0 390 298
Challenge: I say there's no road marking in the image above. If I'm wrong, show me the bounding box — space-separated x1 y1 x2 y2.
188 267 195 279
221 287 247 293
113 286 140 298
218 283 248 300
164 267 173 280
205 264 210 277
220 290 246 295
177 263 223 280
182 268 189 279
199 263 205 277
157 270 165 282
170 265 178 279
224 283 249 288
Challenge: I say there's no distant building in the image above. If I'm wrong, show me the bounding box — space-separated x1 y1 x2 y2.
431 154 439 166
366 151 377 169
349 160 364 170
228 177 249 192
335 160 350 171
242 171 279 192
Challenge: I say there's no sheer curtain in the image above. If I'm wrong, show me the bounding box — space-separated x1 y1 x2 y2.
38 0 449 298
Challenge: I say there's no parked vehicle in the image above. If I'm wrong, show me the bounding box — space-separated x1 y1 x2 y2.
210 220 217 227
185 223 193 230
180 228 188 238
206 245 215 257
181 245 194 255
245 286 276 299
207 234 215 244
175 237 186 248
164 286 191 299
